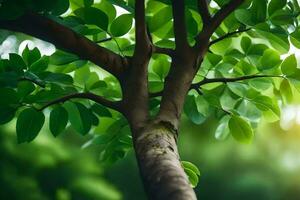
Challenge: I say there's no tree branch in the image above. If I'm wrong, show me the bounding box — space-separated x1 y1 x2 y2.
209 28 250 47
18 77 46 88
153 46 174 56
172 0 189 51
151 74 284 97
198 0 211 26
38 92 122 112
191 74 284 89
0 13 125 78
149 91 163 98
134 0 151 54
95 37 112 43
208 0 245 34
150 75 284 98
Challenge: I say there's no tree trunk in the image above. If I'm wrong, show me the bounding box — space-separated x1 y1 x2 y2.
132 122 197 200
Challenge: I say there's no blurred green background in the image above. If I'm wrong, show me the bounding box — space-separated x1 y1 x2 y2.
2 108 300 200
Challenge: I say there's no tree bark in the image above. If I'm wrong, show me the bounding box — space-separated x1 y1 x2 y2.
132 122 197 200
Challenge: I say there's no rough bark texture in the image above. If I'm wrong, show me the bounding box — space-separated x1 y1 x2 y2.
157 50 198 129
133 122 197 200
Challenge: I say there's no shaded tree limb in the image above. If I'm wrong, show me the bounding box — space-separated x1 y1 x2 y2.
208 0 245 34
149 91 163 98
198 0 211 26
209 28 251 46
0 13 126 78
134 0 151 54
195 0 244 46
120 0 152 132
172 0 189 51
153 46 174 56
38 92 121 112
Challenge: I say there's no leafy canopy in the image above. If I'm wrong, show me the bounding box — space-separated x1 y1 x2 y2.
0 0 300 182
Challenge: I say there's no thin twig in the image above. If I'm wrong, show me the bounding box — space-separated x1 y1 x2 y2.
191 74 284 89
18 77 46 88
95 37 112 43
38 92 122 112
198 0 211 26
209 28 250 47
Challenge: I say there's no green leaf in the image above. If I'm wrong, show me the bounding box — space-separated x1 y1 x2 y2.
234 60 256 75
0 88 19 106
0 105 16 125
280 79 293 104
215 115 231 140
149 80 164 93
85 72 100 90
227 82 248 97
268 0 287 15
148 6 173 32
74 65 90 85
195 95 210 117
110 14 133 37
184 95 206 124
259 49 281 70
22 46 41 67
236 100 262 123
94 1 117 23
229 115 254 144
49 106 68 137
40 72 73 85
234 9 254 26
255 25 290 54
182 161 200 176
9 53 26 69
16 108 45 143
51 0 70 16
29 56 49 72
50 50 80 65
74 7 109 30
249 78 272 91
281 54 297 76
185 9 199 37
151 56 170 79
270 10 294 26
17 81 35 98
251 95 280 118
207 53 222 66
91 104 112 117
220 88 238 110
184 168 199 188
251 0 267 23
182 160 201 187
290 29 300 49
107 0 134 12
64 102 92 135
241 36 252 53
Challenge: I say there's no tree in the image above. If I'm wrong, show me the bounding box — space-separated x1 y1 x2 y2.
0 0 299 199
